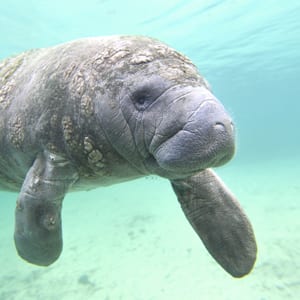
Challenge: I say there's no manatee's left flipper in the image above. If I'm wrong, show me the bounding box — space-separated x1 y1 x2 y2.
14 151 78 266
171 169 257 277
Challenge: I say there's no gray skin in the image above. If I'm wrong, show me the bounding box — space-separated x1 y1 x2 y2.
0 36 257 277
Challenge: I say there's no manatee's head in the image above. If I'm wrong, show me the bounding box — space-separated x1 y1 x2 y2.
94 36 235 178
125 80 235 179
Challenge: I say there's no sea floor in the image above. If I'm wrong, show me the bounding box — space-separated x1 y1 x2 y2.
0 157 299 300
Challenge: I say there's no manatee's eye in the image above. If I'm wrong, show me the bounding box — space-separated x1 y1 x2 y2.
131 89 156 111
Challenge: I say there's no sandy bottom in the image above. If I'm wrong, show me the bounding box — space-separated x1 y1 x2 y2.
0 157 299 300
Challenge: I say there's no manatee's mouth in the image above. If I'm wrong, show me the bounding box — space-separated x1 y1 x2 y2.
151 127 235 175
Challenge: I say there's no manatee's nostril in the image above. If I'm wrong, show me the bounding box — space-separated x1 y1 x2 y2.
214 121 234 134
214 122 225 131
230 121 234 132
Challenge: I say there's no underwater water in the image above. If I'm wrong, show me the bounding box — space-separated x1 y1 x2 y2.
0 0 300 299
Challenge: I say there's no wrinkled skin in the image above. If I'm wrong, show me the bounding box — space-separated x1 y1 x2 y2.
0 36 256 277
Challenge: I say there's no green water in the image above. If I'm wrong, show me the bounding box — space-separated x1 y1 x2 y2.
0 1 300 299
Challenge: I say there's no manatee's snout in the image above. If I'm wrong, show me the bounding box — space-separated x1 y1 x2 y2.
150 87 235 176
213 120 235 165
191 99 236 167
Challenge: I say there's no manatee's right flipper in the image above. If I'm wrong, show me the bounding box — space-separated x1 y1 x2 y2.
14 151 78 266
171 169 257 277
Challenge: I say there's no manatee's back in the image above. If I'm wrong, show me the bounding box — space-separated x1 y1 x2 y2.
0 37 142 191
0 50 42 190
0 45 76 190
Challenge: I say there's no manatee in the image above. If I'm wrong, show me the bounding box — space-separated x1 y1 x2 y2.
0 36 256 277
